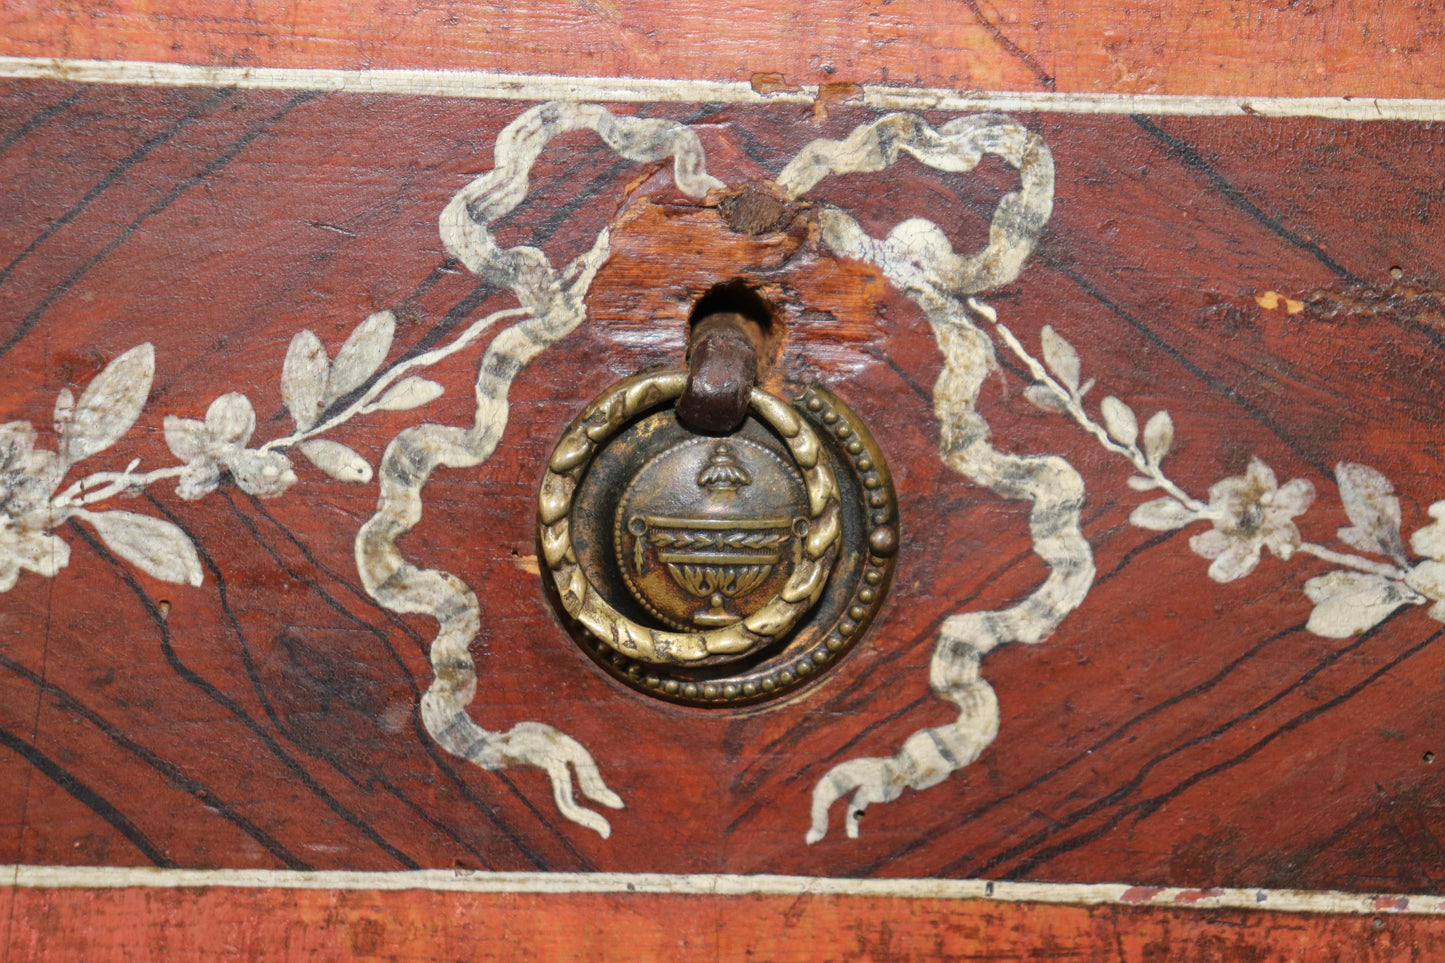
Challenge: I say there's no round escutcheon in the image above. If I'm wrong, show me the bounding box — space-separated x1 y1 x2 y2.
539 376 898 707
539 371 842 667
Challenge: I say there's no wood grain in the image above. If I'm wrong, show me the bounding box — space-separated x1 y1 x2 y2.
2 2 1445 98
6 887 1445 962
0 82 1442 897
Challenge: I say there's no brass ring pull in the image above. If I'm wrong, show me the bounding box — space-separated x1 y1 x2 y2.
539 370 842 665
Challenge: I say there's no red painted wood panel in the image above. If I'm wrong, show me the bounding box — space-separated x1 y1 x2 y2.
0 82 1442 900
6 887 1445 961
2 2 1445 97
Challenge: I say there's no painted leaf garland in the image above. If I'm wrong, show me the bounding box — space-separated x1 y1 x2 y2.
1335 462 1407 564
64 343 154 465
1142 410 1174 465
79 509 203 587
325 310 395 405
282 330 328 431
1129 497 1196 531
1040 324 1080 393
372 377 444 412
1303 570 1417 638
1100 396 1138 447
298 439 373 483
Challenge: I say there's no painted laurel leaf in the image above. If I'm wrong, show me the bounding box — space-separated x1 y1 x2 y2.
1143 410 1174 465
1023 384 1065 413
52 387 74 438
325 310 396 405
1100 395 1139 447
371 376 444 412
80 509 203 587
298 439 373 483
1303 570 1417 638
1040 325 1081 392
1335 462 1407 563
1129 496 1196 530
281 330 329 431
63 343 155 465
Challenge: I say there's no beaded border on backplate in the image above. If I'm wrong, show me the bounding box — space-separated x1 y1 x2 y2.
573 384 898 707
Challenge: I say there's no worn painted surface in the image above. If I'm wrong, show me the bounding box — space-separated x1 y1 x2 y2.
3 2 1445 98
9 885 1445 961
1 83 1442 886
2 3 1445 957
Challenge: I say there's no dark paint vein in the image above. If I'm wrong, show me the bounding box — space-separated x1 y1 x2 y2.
229 493 575 871
957 0 1056 90
1006 626 1444 877
1131 115 1361 284
0 650 309 870
0 88 234 291
0 89 84 157
962 612 1414 878
71 517 421 870
0 90 315 361
0 720 174 867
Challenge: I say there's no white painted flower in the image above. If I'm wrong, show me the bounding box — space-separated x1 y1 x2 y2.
164 393 297 500
1189 457 1314 583
0 422 68 591
1404 502 1445 621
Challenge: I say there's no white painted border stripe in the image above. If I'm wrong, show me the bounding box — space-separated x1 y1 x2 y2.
3 57 1445 120
4 866 1442 916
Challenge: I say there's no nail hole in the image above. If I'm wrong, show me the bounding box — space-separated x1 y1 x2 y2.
1425 751 1435 764
1390 266 1404 279
157 600 171 619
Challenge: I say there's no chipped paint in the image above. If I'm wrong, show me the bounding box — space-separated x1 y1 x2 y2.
1257 290 1305 313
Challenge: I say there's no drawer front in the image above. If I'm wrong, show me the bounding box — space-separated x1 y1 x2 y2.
1 8 1444 958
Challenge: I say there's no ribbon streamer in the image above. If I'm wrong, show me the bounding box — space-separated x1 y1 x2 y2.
355 103 723 838
778 113 1097 843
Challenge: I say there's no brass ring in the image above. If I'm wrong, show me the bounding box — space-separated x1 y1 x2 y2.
538 370 841 665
